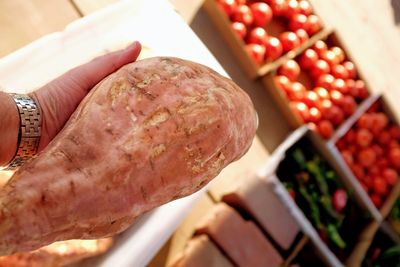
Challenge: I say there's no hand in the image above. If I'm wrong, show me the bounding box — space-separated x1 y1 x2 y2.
32 42 141 151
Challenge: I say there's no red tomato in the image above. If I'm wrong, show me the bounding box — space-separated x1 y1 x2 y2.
278 59 300 81
370 194 382 208
356 128 373 148
389 147 400 169
354 80 369 100
320 50 340 66
377 159 389 169
332 189 348 213
310 59 330 78
274 75 292 92
389 140 400 149
372 144 384 158
290 101 310 122
317 120 334 139
299 49 318 69
315 74 334 90
308 107 322 123
303 91 320 108
279 32 301 53
289 14 308 31
314 87 330 100
357 114 373 129
287 81 306 101
337 139 346 150
246 44 266 64
304 14 322 35
295 29 309 44
344 129 356 143
373 177 388 196
330 90 344 106
331 65 349 80
235 0 246 4
269 0 288 17
232 5 254 26
369 166 380 176
383 168 398 186
341 150 354 166
312 40 328 57
360 182 369 193
218 0 237 16
378 132 391 146
319 99 333 118
330 46 345 63
265 37 283 60
372 113 389 132
285 0 300 18
341 95 357 117
350 163 365 180
250 2 273 27
389 125 400 140
298 0 312 15
331 78 348 94
347 79 358 97
329 105 345 126
357 148 377 168
343 61 357 79
231 22 247 39
247 27 268 45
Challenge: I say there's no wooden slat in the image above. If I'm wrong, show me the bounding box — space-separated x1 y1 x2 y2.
0 0 80 57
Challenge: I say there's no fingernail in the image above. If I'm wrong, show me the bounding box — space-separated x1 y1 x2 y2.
126 41 141 51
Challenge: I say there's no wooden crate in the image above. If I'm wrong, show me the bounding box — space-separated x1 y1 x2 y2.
262 29 373 140
202 0 328 79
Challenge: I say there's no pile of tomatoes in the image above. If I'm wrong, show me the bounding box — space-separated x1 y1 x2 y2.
217 0 322 65
274 39 369 139
337 102 400 208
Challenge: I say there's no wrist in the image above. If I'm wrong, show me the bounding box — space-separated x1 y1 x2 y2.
0 92 19 166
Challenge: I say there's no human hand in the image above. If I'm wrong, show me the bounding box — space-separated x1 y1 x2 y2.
32 42 142 151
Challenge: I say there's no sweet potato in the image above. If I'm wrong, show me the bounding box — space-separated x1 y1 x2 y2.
0 57 257 255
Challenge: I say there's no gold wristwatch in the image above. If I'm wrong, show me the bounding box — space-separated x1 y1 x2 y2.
2 94 41 170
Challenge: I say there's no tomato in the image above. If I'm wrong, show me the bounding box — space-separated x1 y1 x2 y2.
303 91 320 108
357 114 373 129
341 95 357 117
278 59 300 81
331 78 348 94
312 40 328 57
231 22 247 39
298 0 312 16
372 113 389 132
332 189 348 213
235 0 246 4
330 90 344 106
357 148 376 168
370 194 382 208
308 107 322 123
304 15 322 35
329 105 345 126
377 159 389 169
360 182 369 193
343 61 357 79
389 147 400 169
250 2 273 27
218 0 237 17
355 128 373 148
319 99 333 118
373 177 388 196
351 163 365 180
347 79 358 98
274 75 292 92
299 49 318 69
279 32 301 53
314 87 329 100
289 13 308 31
389 125 400 140
341 150 354 166
354 80 369 100
310 59 330 78
290 101 310 122
330 46 345 63
336 139 346 150
378 131 391 146
344 129 356 143
285 0 300 18
331 65 349 80
348 144 358 155
247 27 268 45
295 29 309 44
320 50 340 66
389 140 400 149
286 81 306 101
383 168 398 186
317 120 334 139
246 44 266 64
265 36 283 60
269 0 288 17
232 5 254 26
315 74 334 90
372 144 384 157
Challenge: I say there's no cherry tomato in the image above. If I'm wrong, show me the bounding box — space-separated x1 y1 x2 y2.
383 168 398 186
299 49 318 69
246 44 266 64
389 125 400 140
269 0 288 17
314 87 330 100
290 101 310 122
389 147 400 169
341 150 354 166
315 74 334 90
303 91 320 108
250 2 273 27
218 0 237 17
331 78 348 94
356 129 373 148
330 46 345 63
295 29 309 44
320 50 340 66
357 114 373 129
235 0 246 5
347 79 358 97
354 80 369 101
337 139 346 150
278 59 300 81
308 107 322 123
331 64 349 80
372 144 384 158
285 0 300 18
372 112 389 132
351 163 365 180
373 177 388 196
378 131 391 146
312 40 328 57
274 75 292 92
247 27 268 45
289 13 307 31
344 129 356 143
332 189 348 213
279 32 301 53
357 148 376 168
265 36 283 60
330 90 344 106
343 61 357 79
231 22 247 39
286 81 307 101
304 14 322 35
319 99 333 118
370 194 382 208
389 140 400 149
298 0 312 16
341 95 357 116
232 5 254 26
317 120 334 139
328 105 345 126
310 59 330 78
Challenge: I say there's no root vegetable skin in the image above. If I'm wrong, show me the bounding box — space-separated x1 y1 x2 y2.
0 57 257 255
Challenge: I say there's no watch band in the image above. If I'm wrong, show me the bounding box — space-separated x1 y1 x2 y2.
2 94 41 170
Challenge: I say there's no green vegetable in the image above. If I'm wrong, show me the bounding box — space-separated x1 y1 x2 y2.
292 148 307 169
381 245 400 260
327 223 346 249
319 195 343 225
305 160 330 196
299 186 322 229
390 199 400 221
